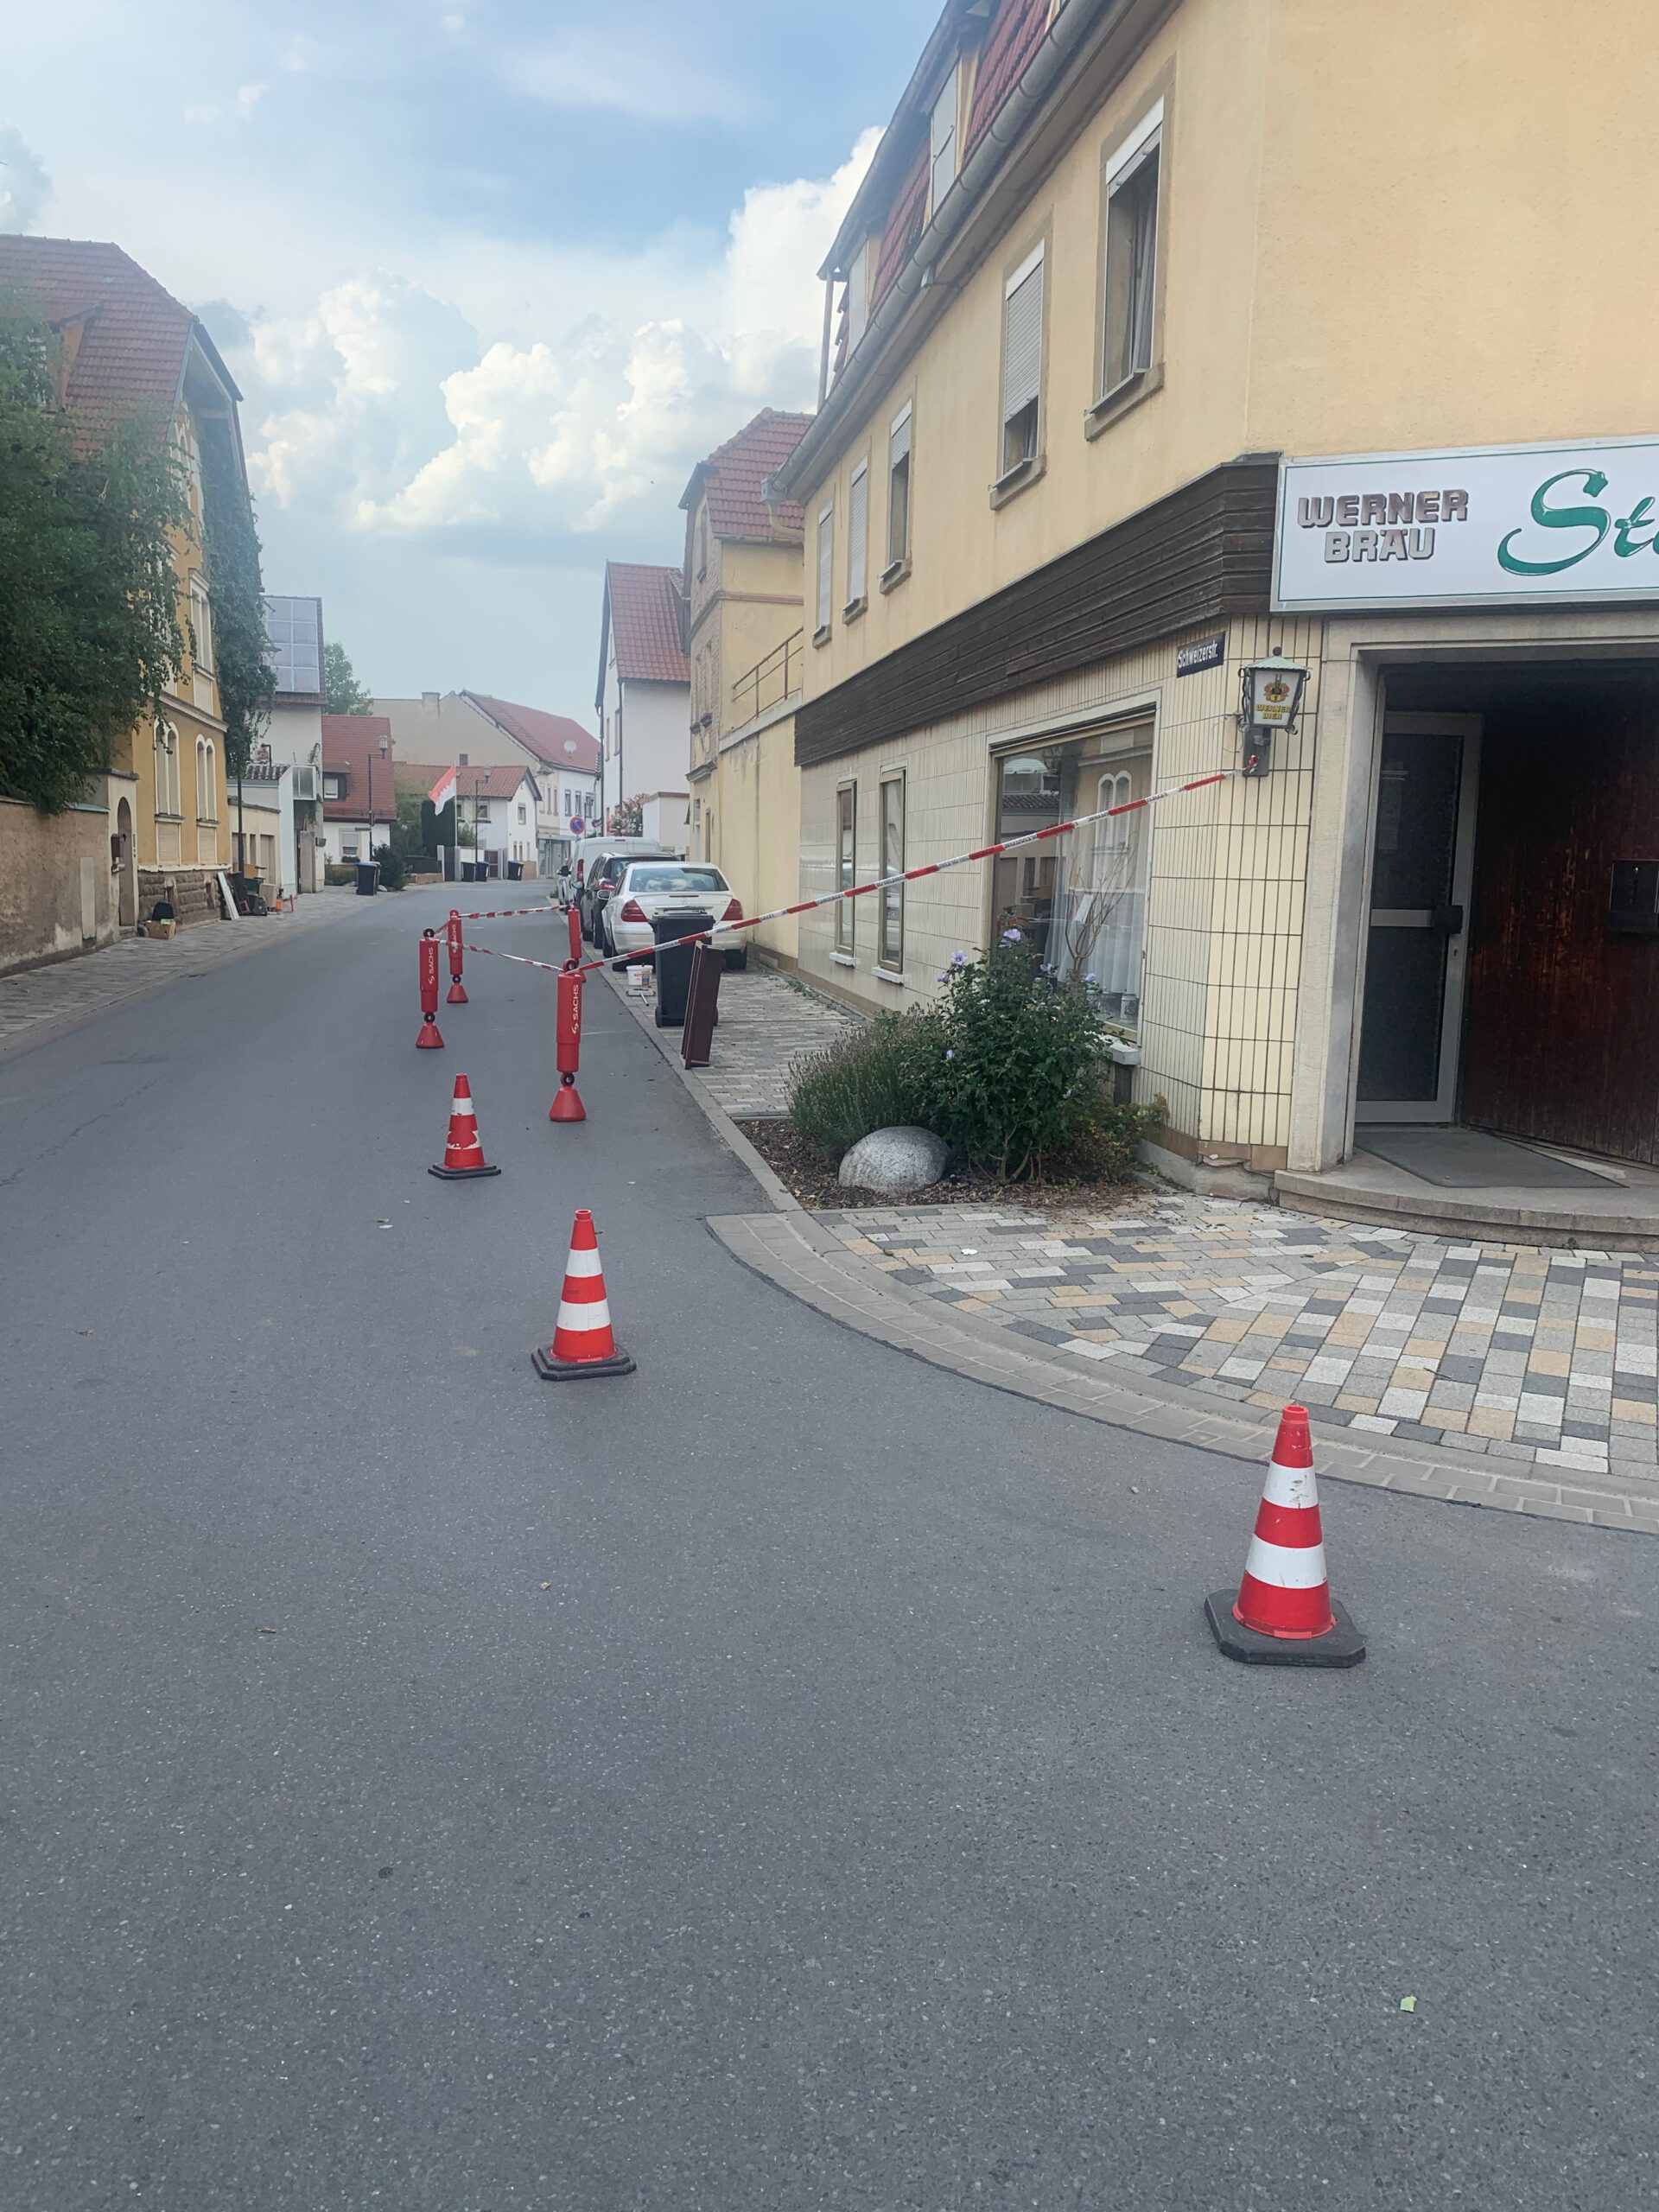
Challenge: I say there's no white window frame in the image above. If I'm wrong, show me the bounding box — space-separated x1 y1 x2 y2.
835 779 856 955
999 243 1046 480
195 735 218 823
1101 101 1164 401
189 574 213 675
156 721 181 817
322 772 344 801
886 403 912 573
929 65 959 216
845 242 869 350
815 501 835 639
846 460 869 610
878 771 906 975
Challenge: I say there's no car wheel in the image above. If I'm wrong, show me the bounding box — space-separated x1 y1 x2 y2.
723 949 748 972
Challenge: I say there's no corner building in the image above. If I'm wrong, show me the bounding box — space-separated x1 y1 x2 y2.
767 0 1659 1211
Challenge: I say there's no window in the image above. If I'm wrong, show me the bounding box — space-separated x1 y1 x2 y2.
1000 245 1045 477
887 404 912 572
322 772 344 801
929 66 958 214
879 772 906 972
458 752 468 767
474 800 491 823
1103 105 1162 397
155 721 181 816
815 502 834 638
627 865 728 895
189 575 213 674
990 736 1152 1027
835 781 856 954
846 461 868 609
518 803 527 825
697 509 709 580
195 736 217 821
845 242 868 350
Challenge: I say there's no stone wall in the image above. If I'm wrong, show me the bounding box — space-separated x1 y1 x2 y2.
0 796 117 976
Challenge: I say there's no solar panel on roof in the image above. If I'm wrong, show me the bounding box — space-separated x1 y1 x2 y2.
262 595 324 695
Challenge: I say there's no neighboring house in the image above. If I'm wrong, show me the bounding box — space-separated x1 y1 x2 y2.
594 563 690 842
320 715 395 865
226 761 294 902
372 690 598 873
767 0 1659 1199
681 409 810 959
0 237 249 938
427 763 543 880
260 594 327 893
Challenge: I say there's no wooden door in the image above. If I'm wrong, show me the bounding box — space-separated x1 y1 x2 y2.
1461 677 1659 1163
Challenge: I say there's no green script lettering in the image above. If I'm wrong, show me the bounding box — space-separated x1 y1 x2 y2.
1497 469 1611 575
1614 496 1659 556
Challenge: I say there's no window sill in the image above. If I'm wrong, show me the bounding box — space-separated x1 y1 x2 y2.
1084 361 1164 440
874 965 906 986
830 950 856 969
879 556 911 594
842 595 868 622
989 452 1046 509
812 624 833 647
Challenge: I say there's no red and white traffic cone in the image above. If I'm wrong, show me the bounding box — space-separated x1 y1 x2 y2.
531 1209 635 1380
429 1074 501 1180
1205 1406 1365 1667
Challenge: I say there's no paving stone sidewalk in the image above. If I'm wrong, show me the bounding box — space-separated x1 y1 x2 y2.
0 891 359 1058
656 962 859 1116
819 1191 1659 1484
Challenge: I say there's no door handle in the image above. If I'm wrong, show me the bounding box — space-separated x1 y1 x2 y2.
1430 905 1464 935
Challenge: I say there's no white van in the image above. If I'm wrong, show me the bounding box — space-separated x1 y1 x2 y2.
560 836 682 940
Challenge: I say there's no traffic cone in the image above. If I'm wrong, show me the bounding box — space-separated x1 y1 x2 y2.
531 1209 635 1380
429 1074 501 1180
1205 1407 1365 1667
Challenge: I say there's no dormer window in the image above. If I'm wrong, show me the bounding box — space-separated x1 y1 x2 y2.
845 241 869 350
930 63 960 215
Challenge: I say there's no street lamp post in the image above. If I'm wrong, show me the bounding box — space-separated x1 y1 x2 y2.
474 771 485 880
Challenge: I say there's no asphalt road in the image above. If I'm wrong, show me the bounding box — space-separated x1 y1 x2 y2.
2 885 1655 2211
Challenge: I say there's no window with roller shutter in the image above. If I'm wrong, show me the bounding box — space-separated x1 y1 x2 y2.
815 502 835 639
887 403 912 573
1000 244 1044 479
846 461 868 609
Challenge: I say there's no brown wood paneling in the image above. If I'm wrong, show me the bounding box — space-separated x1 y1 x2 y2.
1462 675 1659 1164
794 458 1277 769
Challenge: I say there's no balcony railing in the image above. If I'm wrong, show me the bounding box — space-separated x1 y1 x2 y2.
729 629 803 730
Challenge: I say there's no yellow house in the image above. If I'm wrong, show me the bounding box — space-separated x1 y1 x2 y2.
768 0 1659 1217
681 410 811 962
0 239 245 929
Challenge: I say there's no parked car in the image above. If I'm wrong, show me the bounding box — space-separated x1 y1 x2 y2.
574 840 678 942
604 860 748 970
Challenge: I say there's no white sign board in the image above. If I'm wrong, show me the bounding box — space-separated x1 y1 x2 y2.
1273 435 1659 611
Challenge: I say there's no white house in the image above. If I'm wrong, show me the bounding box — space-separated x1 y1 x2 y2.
259 594 327 893
594 563 691 836
429 762 543 880
228 762 296 900
372 689 598 873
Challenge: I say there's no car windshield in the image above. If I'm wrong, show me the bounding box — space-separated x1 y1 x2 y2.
626 866 728 895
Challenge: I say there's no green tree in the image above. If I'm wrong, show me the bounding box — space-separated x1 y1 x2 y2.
0 301 190 813
324 640 374 715
198 411 272 775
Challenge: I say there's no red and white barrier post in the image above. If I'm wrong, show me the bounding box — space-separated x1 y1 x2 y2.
550 956 585 1122
416 929 445 1050
446 908 467 1003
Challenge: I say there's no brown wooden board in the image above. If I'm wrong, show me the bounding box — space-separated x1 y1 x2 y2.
1461 672 1659 1165
680 940 722 1069
794 458 1277 768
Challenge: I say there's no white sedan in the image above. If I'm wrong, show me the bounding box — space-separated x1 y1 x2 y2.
604 860 749 970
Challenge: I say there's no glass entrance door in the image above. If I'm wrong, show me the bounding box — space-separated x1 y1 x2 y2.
1356 712 1481 1123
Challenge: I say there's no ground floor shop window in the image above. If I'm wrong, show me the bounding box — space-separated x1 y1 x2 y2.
991 732 1151 1026
879 772 905 970
835 780 856 953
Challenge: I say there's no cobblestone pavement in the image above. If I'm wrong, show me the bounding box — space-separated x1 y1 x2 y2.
818 1191 1659 1484
0 892 359 1058
652 961 859 1116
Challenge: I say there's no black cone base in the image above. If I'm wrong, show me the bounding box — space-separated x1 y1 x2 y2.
532 1343 636 1381
1205 1592 1366 1668
429 1160 501 1179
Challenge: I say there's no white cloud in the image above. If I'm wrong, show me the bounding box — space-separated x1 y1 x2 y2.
232 131 878 558
0 125 51 232
512 26 741 124
184 81 268 126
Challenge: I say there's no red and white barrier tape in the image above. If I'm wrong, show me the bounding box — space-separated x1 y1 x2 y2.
455 767 1233 980
444 904 559 922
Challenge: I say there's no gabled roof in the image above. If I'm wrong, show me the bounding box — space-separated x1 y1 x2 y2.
0 235 238 434
320 715 394 820
600 563 690 700
681 410 812 543
459 692 600 776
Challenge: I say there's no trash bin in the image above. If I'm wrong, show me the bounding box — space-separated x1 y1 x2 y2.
506 859 524 880
355 861 379 896
461 861 478 883
651 906 713 1028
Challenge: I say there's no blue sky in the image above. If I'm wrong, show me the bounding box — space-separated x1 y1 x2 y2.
2 0 940 723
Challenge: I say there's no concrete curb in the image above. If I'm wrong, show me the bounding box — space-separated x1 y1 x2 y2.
709 1208 1659 1538
600 963 800 1215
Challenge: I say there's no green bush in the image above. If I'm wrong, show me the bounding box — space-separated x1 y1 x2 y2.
787 1011 947 1163
928 933 1111 1181
1046 1081 1165 1185
372 842 408 890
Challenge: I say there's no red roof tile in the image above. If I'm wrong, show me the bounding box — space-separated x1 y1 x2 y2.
0 237 199 435
605 563 690 685
963 0 1052 165
460 693 601 776
683 409 811 543
321 715 395 820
